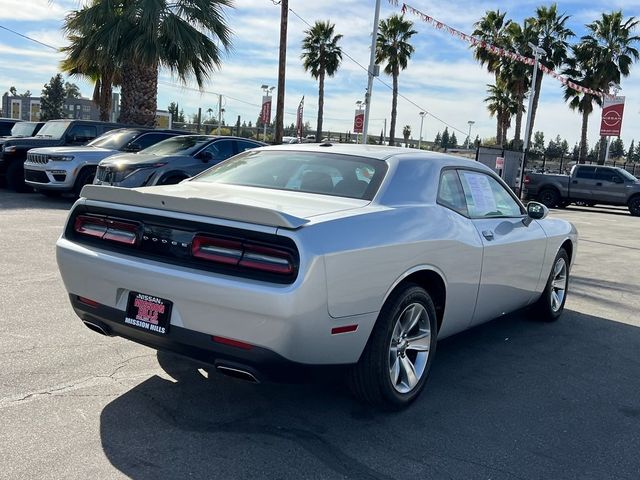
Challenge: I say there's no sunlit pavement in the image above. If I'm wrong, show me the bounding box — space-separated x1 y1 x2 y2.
1 191 638 480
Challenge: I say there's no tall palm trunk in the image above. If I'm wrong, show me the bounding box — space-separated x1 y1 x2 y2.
389 66 398 146
597 136 607 164
579 110 589 164
527 70 543 146
496 111 503 146
99 80 113 122
513 83 525 150
119 60 158 126
316 67 325 143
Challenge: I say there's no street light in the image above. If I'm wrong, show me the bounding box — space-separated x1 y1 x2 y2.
418 111 426 150
261 84 275 142
518 41 546 198
466 120 475 149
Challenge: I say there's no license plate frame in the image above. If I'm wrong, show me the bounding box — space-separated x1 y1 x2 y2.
124 291 172 336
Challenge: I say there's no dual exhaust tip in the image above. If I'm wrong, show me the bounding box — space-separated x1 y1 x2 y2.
82 320 259 383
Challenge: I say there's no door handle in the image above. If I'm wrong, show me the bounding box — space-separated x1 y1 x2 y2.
596 182 602 186
482 230 494 241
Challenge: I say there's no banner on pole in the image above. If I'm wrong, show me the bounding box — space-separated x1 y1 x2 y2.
296 96 305 139
599 96 625 137
260 96 272 124
353 109 365 133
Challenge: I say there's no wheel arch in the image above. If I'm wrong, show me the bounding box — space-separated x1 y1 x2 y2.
382 266 447 332
560 238 574 267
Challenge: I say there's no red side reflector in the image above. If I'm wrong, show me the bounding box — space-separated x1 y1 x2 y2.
78 296 100 308
331 324 358 335
212 335 254 350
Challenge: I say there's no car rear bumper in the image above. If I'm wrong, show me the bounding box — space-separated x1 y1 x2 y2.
69 295 348 382
56 236 377 365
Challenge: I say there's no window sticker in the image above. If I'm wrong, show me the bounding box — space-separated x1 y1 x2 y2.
463 172 497 215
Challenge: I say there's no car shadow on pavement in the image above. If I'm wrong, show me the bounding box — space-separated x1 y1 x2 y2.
99 309 640 480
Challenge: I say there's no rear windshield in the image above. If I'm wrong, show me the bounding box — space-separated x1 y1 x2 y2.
142 135 212 156
192 150 387 200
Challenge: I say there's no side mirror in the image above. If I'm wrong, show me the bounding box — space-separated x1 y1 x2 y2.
527 201 549 221
125 143 142 152
197 151 214 162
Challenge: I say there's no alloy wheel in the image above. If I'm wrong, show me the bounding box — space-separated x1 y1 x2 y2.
388 303 431 394
550 257 568 312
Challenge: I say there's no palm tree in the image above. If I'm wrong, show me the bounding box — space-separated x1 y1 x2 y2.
62 7 121 121
563 44 602 163
485 82 517 146
526 4 574 145
581 11 640 163
472 10 511 83
63 0 232 126
376 14 417 146
301 21 343 143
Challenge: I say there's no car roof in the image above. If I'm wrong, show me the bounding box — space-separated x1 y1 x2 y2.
260 143 486 169
0 118 21 122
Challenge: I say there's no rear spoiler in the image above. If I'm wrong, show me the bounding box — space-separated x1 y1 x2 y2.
80 185 310 229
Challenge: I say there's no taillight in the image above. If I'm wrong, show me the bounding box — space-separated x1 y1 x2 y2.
74 215 140 246
524 175 531 184
191 234 294 275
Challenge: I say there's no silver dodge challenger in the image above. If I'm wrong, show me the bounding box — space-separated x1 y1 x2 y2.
56 144 577 408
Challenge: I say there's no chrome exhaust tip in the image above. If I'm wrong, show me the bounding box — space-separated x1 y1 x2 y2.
216 365 259 383
83 320 110 336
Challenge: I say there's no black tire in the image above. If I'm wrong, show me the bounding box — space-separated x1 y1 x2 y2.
73 168 96 197
628 195 640 217
531 248 570 322
557 200 570 209
538 188 560 208
6 161 28 193
347 283 438 409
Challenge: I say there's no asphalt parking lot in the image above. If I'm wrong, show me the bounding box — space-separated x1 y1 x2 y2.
1 191 639 480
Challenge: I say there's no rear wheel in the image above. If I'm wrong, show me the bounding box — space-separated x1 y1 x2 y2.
538 188 560 208
531 248 569 322
628 196 640 217
348 283 437 409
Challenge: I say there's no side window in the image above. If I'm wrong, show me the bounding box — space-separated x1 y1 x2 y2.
236 140 261 154
459 171 522 218
67 124 97 143
202 140 236 162
437 169 468 216
576 166 596 179
595 168 621 183
133 133 173 150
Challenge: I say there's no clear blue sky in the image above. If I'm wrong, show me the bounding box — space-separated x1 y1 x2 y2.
1 0 639 148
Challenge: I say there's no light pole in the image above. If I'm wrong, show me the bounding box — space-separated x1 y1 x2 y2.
362 0 381 144
418 112 426 150
261 84 275 142
466 120 475 149
518 41 546 199
604 82 621 163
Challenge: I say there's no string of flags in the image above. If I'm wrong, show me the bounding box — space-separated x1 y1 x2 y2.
396 2 610 98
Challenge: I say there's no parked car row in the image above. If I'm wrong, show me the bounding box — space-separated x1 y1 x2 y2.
0 118 265 195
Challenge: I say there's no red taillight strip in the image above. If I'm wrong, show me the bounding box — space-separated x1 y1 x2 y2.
192 235 294 275
74 215 140 246
78 296 100 308
212 335 254 350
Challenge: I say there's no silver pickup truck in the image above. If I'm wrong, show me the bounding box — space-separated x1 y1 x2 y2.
524 164 640 216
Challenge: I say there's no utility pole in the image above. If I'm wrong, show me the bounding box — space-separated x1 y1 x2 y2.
217 94 222 135
274 0 288 145
362 0 381 145
383 118 387 145
518 42 546 198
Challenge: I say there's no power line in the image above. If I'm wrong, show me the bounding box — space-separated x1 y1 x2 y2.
0 24 60 51
286 4 469 136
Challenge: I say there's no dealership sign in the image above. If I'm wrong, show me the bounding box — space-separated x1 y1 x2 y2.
353 109 364 133
260 96 272 124
600 96 625 137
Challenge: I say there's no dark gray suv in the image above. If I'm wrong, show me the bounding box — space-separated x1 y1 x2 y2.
94 135 265 188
